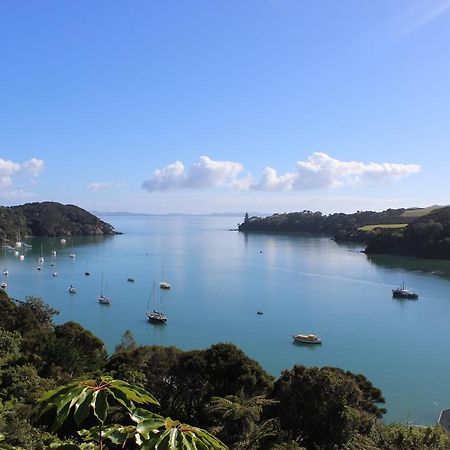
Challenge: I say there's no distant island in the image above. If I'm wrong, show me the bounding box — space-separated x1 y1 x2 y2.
238 205 450 260
0 201 119 240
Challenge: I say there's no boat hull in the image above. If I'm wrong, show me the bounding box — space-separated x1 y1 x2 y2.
293 335 321 344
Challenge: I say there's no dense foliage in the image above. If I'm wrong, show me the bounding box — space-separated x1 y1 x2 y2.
0 202 118 240
365 206 450 259
238 208 415 236
0 291 448 449
238 206 450 260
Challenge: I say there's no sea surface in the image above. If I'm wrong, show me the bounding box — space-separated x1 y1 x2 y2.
4 214 450 425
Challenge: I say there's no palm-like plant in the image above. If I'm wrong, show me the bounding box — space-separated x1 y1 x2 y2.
35 376 228 449
208 393 278 449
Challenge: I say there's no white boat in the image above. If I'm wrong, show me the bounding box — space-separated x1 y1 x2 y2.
68 284 76 294
38 243 44 264
147 282 167 323
15 230 22 248
3 269 8 276
52 272 59 277
159 260 171 289
98 273 111 305
60 238 66 244
52 250 57 256
293 334 322 344
19 254 25 261
1 282 7 289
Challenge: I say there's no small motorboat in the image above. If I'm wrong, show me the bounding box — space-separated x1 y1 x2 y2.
52 272 59 277
1 282 7 289
127 277 135 282
68 285 76 294
85 272 90 276
293 334 322 344
257 311 264 315
159 281 171 289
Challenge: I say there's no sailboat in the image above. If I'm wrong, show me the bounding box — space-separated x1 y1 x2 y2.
147 282 167 323
68 254 76 293
38 242 44 264
1 270 7 289
98 273 111 305
159 260 171 289
15 230 22 248
67 237 76 259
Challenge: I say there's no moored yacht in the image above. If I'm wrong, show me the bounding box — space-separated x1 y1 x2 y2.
293 334 322 344
392 283 418 299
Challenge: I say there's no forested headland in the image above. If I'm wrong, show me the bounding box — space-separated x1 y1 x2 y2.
0 202 118 241
0 290 448 449
238 206 450 260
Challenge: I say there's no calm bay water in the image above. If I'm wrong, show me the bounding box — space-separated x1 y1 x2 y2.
4 214 450 425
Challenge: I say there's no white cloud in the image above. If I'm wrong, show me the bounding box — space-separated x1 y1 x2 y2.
297 152 420 189
87 181 126 192
142 153 420 193
0 159 21 188
253 153 421 191
142 160 185 192
142 156 244 192
0 156 45 199
23 158 44 176
252 167 297 191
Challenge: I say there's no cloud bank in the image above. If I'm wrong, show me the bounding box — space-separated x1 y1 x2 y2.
142 153 420 193
0 158 44 195
142 156 244 192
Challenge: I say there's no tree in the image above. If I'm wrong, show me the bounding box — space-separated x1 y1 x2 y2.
208 393 278 449
19 296 58 331
47 322 107 376
273 365 385 449
114 330 137 353
35 376 228 449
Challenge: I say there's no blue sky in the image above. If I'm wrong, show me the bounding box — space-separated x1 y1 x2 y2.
1 0 449 214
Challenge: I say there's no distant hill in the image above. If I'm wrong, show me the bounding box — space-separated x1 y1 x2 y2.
365 206 450 259
0 202 119 240
238 205 450 260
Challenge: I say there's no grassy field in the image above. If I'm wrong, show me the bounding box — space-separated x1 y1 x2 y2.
401 205 442 218
358 223 408 232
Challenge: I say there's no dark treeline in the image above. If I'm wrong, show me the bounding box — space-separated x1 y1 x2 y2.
0 291 448 449
365 207 450 259
239 207 450 260
0 202 118 240
238 208 413 236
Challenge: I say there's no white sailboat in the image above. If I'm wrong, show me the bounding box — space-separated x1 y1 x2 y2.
159 260 171 290
70 239 76 259
15 230 22 248
38 242 44 264
98 273 111 305
147 282 167 323
68 255 76 293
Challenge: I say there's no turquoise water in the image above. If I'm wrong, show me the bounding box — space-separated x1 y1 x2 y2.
4 214 450 425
